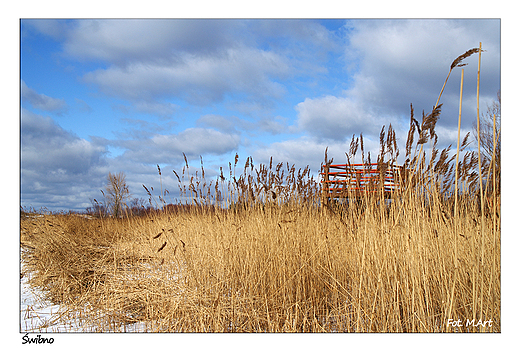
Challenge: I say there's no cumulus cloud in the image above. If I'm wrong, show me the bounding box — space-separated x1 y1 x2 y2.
295 95 387 141
345 19 500 127
21 109 108 210
253 137 331 170
115 128 240 165
26 19 340 108
83 47 290 105
21 81 68 113
61 19 245 64
197 114 289 137
293 19 499 152
21 109 106 174
153 128 240 156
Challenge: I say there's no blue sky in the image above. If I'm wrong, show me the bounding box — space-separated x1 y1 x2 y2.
19 18 501 211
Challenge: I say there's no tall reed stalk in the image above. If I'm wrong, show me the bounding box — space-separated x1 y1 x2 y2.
447 68 464 330
475 42 486 328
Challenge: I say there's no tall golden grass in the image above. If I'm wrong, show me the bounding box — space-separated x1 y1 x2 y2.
20 47 500 332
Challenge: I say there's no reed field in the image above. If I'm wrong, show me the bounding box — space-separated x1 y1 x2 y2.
20 47 500 332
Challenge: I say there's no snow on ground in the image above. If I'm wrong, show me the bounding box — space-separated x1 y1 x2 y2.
20 257 150 333
21 268 91 332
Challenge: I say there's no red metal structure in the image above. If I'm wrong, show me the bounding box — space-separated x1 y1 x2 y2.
321 162 403 201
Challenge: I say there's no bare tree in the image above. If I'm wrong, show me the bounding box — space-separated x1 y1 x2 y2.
104 172 131 217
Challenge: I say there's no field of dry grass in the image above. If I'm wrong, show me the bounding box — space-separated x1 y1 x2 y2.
20 47 500 333
20 162 500 332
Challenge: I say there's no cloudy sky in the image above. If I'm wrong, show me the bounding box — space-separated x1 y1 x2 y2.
20 18 500 212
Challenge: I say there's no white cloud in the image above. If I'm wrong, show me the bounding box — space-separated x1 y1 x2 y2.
253 137 330 170
115 128 240 165
61 19 245 64
292 19 500 153
21 109 108 210
21 109 106 173
83 48 290 105
28 19 342 109
21 81 68 113
197 114 288 136
295 95 385 141
58 19 339 68
345 19 500 125
153 128 240 156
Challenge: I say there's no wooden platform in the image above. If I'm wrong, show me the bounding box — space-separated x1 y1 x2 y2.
321 162 403 201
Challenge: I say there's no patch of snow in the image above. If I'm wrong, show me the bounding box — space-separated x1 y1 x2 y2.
20 266 90 332
20 258 153 332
